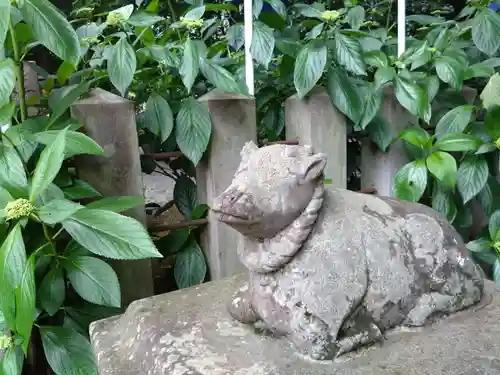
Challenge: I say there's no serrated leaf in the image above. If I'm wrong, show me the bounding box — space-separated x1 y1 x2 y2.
489 210 500 240
346 6 364 29
477 176 500 216
431 181 457 222
107 38 136 96
30 130 104 158
0 59 16 107
39 266 65 316
15 254 36 353
37 199 83 225
64 255 120 308
434 105 473 140
40 326 98 375
435 56 464 90
374 67 395 89
293 42 327 99
426 151 457 188
251 21 275 69
85 196 144 213
327 66 362 123
358 87 382 129
456 155 488 204
394 76 428 119
180 38 207 93
227 24 244 51
62 208 162 260
144 93 174 142
199 58 247 95
334 31 366 75
472 9 500 56
364 51 388 68
175 99 211 166
174 176 198 219
393 160 428 202
481 73 500 110
174 238 206 289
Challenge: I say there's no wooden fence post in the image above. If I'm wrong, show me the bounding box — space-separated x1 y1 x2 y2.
285 87 347 188
196 92 257 281
71 88 154 306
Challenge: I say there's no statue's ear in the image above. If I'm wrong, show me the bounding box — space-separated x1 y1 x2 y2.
240 141 259 162
300 153 327 182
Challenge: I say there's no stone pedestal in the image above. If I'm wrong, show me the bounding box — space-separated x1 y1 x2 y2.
285 87 347 188
196 91 257 281
90 274 500 375
71 88 154 306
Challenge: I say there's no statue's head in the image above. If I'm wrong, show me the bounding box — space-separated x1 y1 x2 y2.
211 141 327 238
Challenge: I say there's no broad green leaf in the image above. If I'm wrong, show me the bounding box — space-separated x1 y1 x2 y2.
346 6 364 29
38 199 83 225
251 21 275 69
191 203 209 219
472 9 500 56
366 115 393 152
30 130 104 158
275 38 300 57
374 67 395 88
156 228 190 255
408 41 432 71
85 196 144 213
434 56 464 90
126 12 164 27
1 346 24 375
0 146 28 198
434 133 482 152
477 176 500 216
293 4 323 19
144 93 174 142
483 58 500 69
63 240 91 258
0 59 16 107
15 254 35 353
63 180 101 200
174 238 206 289
174 176 199 219
489 210 500 240
0 0 10 46
265 0 286 18
393 160 428 202
227 24 244 51
476 143 496 154
180 38 207 93
36 183 65 207
358 88 382 129
398 126 430 148
426 151 457 188
294 42 327 99
484 105 500 140
17 0 80 66
424 76 440 102
64 255 120 308
456 155 488 204
467 237 492 253
464 63 494 80
364 51 388 68
431 182 457 222
39 266 65 316
40 326 98 375
0 186 13 209
434 105 473 140
175 99 211 166
0 224 26 291
30 129 67 201
394 76 428 120
480 73 500 110
107 38 136 96
0 101 16 125
327 66 362 123
184 5 205 20
62 208 162 260
334 31 366 75
199 58 247 95
406 14 444 24
48 80 93 127
56 61 75 86
107 4 133 21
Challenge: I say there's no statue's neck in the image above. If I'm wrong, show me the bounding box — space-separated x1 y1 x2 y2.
239 182 325 274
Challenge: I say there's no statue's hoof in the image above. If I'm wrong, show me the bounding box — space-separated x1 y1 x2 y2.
227 291 258 324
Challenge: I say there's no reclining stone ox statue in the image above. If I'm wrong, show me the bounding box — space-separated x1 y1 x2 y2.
211 141 485 361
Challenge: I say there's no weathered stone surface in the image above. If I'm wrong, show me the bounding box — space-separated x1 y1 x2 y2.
90 275 500 375
211 142 484 360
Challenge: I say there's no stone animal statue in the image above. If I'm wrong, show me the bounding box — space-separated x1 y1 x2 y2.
211 141 485 361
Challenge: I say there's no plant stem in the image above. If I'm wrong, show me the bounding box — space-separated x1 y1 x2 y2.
166 0 182 39
8 20 27 123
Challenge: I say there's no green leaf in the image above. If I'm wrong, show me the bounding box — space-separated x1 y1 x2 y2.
406 14 444 24
456 155 488 204
489 210 500 240
156 228 190 255
346 6 364 29
424 76 440 102
175 99 211 166
15 254 36 353
434 133 482 152
464 63 494 80
0 59 16 107
85 196 144 213
48 80 93 127
199 58 247 95
17 0 80 66
2 345 24 375
293 42 327 99
37 199 83 225
327 66 362 123
364 51 388 68
476 143 496 154
0 224 26 293
484 105 500 140
366 115 393 152
398 126 430 148
0 146 28 198
393 160 428 202
426 151 457 188
62 208 162 260
39 266 65 316
184 5 205 20
358 88 382 129
63 180 101 200
480 73 500 110
126 12 164 27
191 203 209 219
174 176 199 219
251 21 275 69
174 238 206 289
144 93 174 142
467 237 492 253
29 128 67 202
394 76 428 120
477 176 500 216
265 0 286 18
494 259 500 284
180 38 207 93
434 56 464 90
472 9 500 56
56 61 75 86
293 4 323 19
0 0 10 46
434 105 473 140
431 181 457 222
0 101 16 125
374 67 395 89
334 31 366 76
227 24 244 51
30 130 104 158
408 41 432 71
40 326 98 375
107 38 136 96
64 255 120 308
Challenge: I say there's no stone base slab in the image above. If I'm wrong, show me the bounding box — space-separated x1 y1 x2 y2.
90 274 500 375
